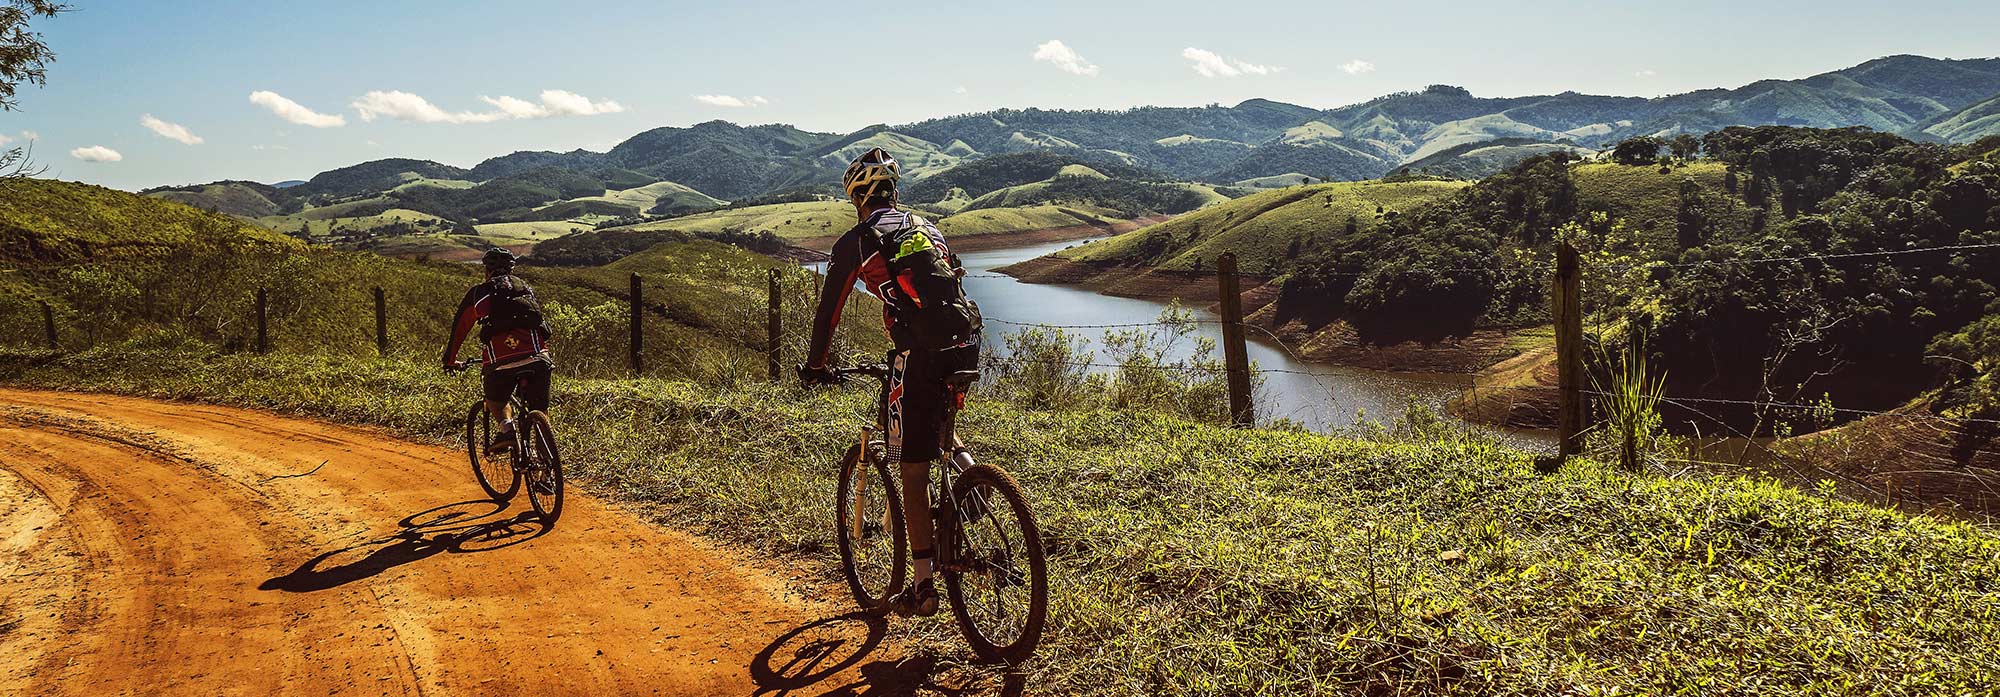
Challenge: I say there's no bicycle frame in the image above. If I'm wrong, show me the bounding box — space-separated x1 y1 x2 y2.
844 352 976 575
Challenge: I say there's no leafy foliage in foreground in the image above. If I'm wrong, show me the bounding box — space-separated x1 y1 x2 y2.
3 343 1996 696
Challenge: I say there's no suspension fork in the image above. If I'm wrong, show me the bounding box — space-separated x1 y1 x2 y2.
852 425 879 541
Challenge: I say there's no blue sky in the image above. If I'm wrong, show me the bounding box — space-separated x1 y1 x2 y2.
9 0 2000 190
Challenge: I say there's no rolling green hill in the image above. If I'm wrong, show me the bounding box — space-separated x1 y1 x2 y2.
604 200 858 242
1048 179 1469 274
903 150 1172 202
957 164 1232 217
2 178 301 263
295 158 472 199
1908 92 2000 143
141 180 295 218
556 180 725 217
1396 138 1598 179
204 55 2000 237
0 176 883 376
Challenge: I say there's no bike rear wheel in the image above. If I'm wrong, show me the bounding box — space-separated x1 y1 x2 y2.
944 463 1048 665
520 411 563 523
835 441 906 611
465 403 519 501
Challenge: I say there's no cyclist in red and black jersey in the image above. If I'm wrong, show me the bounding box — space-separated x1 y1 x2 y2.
802 147 982 618
443 248 554 454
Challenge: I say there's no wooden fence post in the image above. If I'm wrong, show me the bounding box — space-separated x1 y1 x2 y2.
255 288 269 354
373 287 387 356
629 273 643 375
1217 253 1255 428
41 301 56 350
1554 242 1585 458
767 268 782 382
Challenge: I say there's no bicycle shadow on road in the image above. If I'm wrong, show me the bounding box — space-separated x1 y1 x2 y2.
750 612 1026 696
258 498 548 593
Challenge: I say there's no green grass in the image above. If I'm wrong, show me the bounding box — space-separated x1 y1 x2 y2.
1060 179 1468 273
1233 173 1319 188
5 344 1997 695
471 221 591 238
608 199 1139 244
146 182 285 218
935 203 1124 237
261 208 452 238
1572 161 1763 249
554 180 725 214
388 176 479 193
2 178 300 262
609 200 858 241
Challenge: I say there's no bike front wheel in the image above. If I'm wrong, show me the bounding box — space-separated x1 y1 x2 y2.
466 403 519 501
944 463 1048 665
835 441 906 611
520 411 563 523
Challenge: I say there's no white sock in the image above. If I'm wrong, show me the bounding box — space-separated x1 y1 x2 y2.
913 554 933 584
499 419 515 434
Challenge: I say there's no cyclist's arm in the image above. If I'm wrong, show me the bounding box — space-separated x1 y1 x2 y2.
805 230 863 369
442 285 487 365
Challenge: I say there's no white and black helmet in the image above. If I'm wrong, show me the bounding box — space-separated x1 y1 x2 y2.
842 147 900 201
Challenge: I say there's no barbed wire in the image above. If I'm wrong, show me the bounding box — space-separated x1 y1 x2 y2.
1605 241 2000 273
985 317 1223 330
1584 389 2000 427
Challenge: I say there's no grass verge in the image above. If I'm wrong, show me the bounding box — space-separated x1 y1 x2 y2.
3 343 1997 695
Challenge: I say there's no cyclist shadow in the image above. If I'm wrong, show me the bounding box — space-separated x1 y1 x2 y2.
750 612 1026 696
258 499 548 593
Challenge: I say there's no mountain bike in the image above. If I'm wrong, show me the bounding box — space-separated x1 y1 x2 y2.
827 356 1048 664
450 358 564 523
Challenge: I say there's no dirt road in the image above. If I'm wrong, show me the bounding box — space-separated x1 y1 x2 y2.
0 389 928 696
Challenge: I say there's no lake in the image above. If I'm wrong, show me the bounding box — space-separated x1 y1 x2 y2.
950 237 1554 448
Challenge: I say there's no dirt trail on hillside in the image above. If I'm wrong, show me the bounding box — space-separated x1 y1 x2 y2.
0 390 943 696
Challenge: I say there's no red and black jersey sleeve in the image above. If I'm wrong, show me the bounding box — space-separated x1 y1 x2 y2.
442 283 488 365
806 227 865 369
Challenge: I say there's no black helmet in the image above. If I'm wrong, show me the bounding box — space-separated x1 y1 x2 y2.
842 147 899 201
482 247 517 273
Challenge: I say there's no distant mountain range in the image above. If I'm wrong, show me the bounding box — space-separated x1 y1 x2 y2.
148 54 2000 232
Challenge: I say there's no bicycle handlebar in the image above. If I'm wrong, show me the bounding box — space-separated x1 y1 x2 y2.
445 357 486 373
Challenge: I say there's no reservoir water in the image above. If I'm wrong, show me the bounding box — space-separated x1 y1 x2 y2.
953 237 1548 447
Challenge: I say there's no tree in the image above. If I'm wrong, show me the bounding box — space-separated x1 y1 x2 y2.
1674 177 1706 249
1612 136 1665 166
1 1 68 179
0 1 65 111
1669 134 1702 161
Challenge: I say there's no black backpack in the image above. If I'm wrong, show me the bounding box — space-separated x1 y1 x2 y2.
479 275 548 342
872 214 982 352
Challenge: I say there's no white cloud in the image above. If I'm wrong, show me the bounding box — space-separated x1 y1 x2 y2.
0 133 10 146
693 94 768 108
1182 48 1279 78
21 130 38 140
249 91 347 128
1032 40 1099 77
1634 69 1659 78
480 89 627 118
70 145 123 162
251 144 289 151
954 86 969 95
1340 59 1376 75
353 90 507 124
140 114 203 145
